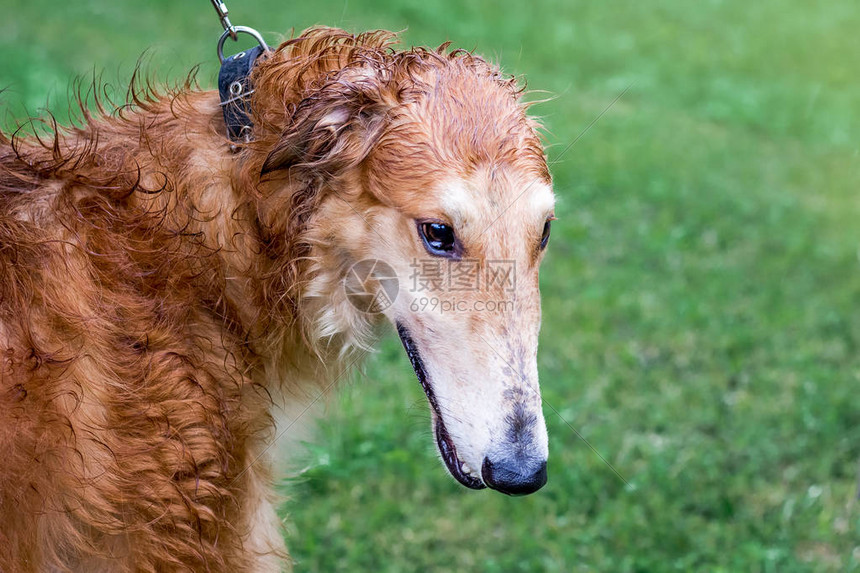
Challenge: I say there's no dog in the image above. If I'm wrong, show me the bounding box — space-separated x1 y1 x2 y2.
0 27 555 571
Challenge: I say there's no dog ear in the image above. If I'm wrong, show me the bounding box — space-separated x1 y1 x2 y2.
261 77 391 177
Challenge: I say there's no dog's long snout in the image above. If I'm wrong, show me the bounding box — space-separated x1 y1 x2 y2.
481 456 547 496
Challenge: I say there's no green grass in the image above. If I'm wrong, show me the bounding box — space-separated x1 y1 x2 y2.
4 0 860 570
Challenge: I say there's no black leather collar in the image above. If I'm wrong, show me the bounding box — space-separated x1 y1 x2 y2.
218 45 266 142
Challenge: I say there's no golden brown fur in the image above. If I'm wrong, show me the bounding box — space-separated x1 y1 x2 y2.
0 27 549 571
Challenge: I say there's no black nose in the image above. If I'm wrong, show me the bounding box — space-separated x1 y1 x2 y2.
481 457 547 496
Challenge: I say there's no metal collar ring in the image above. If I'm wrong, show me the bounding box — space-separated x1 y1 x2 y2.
217 26 269 64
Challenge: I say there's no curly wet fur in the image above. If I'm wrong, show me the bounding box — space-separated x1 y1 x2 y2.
0 27 547 571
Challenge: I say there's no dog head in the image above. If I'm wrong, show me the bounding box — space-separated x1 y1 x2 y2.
253 29 553 495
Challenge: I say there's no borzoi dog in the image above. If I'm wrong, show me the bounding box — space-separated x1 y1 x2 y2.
0 27 554 571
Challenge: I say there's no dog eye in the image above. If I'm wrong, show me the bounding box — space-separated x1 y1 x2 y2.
540 219 552 250
419 222 457 256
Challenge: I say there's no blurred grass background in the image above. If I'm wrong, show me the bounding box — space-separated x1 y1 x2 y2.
3 0 860 571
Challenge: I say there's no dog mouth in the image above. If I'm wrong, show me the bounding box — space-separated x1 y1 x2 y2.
396 323 485 490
